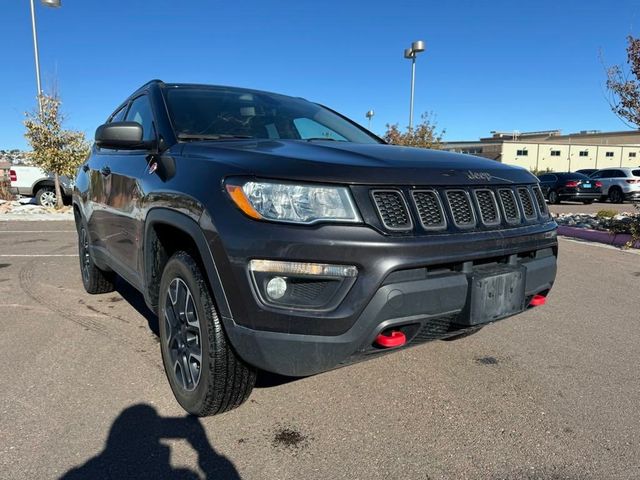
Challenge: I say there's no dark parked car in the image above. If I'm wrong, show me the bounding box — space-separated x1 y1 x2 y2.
74 80 558 416
575 168 598 177
537 172 602 204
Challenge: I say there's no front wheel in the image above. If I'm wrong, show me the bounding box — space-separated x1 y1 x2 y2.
582 200 594 205
159 251 256 416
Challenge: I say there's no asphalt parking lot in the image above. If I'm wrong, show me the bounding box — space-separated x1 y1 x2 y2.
1 217 639 480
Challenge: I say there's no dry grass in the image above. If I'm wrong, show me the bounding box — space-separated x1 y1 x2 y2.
0 180 14 201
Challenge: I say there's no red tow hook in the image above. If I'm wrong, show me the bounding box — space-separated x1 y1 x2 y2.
375 330 407 348
529 294 547 307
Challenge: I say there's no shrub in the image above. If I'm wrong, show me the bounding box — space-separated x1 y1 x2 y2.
595 209 619 219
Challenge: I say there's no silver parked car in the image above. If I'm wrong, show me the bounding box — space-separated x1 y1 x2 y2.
590 167 640 203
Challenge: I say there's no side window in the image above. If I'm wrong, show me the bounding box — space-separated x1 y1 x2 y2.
598 171 612 178
125 95 155 141
538 174 551 182
110 106 127 123
611 170 625 178
293 118 347 141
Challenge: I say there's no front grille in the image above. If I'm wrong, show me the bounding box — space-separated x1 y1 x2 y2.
445 190 475 228
532 186 548 216
367 184 542 234
498 188 521 223
371 190 412 231
517 187 536 219
411 190 446 230
474 189 500 226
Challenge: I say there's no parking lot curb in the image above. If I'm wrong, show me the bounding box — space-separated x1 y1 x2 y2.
557 226 640 248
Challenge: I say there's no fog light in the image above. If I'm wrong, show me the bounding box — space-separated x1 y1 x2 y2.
266 276 287 300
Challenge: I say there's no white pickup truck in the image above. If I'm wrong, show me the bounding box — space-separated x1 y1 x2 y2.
9 166 73 207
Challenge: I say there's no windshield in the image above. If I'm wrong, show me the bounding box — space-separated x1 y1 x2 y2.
162 86 380 144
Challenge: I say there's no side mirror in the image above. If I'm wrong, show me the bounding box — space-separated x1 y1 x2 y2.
95 122 154 150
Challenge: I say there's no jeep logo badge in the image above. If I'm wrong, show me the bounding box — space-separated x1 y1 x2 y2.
466 171 492 181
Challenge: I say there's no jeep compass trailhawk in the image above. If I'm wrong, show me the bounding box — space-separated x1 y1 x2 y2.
74 80 558 416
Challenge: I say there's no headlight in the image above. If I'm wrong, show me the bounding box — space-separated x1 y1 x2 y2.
226 179 361 224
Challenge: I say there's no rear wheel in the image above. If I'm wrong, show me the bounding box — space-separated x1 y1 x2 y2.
35 187 56 207
159 251 256 416
609 188 624 204
78 225 115 294
548 190 560 204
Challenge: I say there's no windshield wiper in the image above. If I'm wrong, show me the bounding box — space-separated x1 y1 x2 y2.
177 134 255 141
305 137 340 142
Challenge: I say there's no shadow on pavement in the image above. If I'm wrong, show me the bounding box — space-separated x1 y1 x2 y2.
60 404 240 479
115 276 159 337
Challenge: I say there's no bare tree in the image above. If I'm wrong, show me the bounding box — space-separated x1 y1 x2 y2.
24 93 89 208
606 35 640 128
382 112 445 148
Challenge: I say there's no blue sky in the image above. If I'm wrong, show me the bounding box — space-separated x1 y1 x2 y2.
1 0 639 149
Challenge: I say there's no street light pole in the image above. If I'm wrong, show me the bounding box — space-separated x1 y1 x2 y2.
29 0 43 115
404 40 425 130
365 109 375 130
29 0 61 116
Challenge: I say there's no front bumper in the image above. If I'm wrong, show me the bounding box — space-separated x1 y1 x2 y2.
207 214 558 376
225 251 556 376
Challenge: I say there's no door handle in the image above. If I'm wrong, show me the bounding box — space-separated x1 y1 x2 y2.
101 166 112 177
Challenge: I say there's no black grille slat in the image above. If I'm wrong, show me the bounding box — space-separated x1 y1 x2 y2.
411 190 446 230
372 190 412 231
533 186 548 216
474 189 500 226
445 190 475 228
517 187 536 219
498 189 521 224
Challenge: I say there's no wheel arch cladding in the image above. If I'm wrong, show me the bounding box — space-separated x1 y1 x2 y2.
143 209 232 321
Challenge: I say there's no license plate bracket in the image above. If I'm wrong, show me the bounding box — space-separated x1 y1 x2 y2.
461 265 526 325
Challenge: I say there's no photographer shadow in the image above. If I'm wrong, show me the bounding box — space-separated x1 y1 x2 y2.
60 404 240 479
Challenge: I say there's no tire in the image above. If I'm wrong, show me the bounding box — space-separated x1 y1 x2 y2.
548 190 560 204
35 187 56 208
608 187 624 204
158 251 256 416
582 200 594 205
78 225 115 294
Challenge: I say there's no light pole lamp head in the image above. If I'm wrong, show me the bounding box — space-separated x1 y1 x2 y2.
404 48 414 59
41 0 62 7
411 40 426 54
366 110 375 120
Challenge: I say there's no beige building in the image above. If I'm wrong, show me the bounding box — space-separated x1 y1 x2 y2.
443 130 640 172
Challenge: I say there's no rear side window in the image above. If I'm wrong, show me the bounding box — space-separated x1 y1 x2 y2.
125 95 155 141
538 174 555 182
632 169 640 177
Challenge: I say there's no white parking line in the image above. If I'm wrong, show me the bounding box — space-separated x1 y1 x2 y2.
0 254 77 257
0 231 75 233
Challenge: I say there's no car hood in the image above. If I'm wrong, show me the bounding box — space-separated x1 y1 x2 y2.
180 139 537 186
